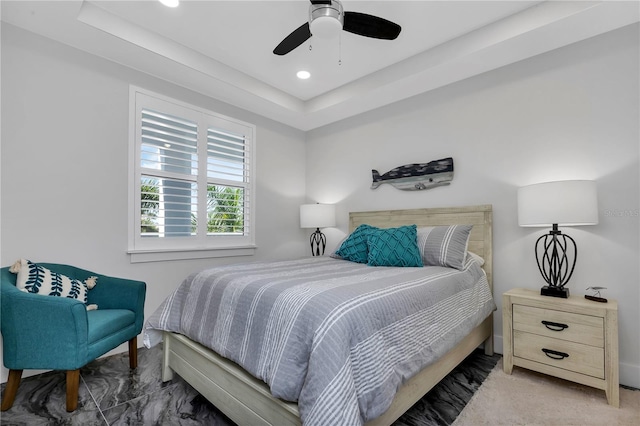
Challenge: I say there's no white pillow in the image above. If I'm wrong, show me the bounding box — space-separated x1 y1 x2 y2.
466 251 485 266
10 259 98 310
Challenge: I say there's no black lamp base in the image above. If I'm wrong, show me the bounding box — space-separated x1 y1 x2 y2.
541 286 570 298
535 224 576 300
309 228 327 256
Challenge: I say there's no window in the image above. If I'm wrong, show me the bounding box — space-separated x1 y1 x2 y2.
129 87 255 262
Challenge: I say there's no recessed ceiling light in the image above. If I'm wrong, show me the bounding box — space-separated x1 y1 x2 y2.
159 0 179 8
297 70 311 80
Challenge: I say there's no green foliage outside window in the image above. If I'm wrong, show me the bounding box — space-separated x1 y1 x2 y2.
141 179 159 233
205 185 244 234
141 182 243 235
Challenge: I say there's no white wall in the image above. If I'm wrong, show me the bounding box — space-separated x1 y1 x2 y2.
306 24 640 388
0 24 308 381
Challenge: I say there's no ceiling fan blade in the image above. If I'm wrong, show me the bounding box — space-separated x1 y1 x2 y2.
343 11 401 40
273 22 312 55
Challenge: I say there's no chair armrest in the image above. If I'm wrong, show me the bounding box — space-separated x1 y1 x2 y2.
86 274 146 333
1 283 89 370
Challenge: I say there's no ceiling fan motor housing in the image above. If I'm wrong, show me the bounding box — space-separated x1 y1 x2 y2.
273 0 401 55
309 0 344 38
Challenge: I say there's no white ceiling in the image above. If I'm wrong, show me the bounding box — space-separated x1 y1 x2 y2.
2 1 639 131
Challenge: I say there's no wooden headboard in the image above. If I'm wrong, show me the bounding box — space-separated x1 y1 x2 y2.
349 205 493 290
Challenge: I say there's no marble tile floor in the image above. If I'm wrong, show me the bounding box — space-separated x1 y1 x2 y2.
0 344 500 426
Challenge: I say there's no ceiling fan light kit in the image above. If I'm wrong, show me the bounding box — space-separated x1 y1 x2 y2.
273 0 401 56
310 1 343 38
310 17 343 39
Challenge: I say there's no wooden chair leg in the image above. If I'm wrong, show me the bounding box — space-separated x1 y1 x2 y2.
1 369 23 411
129 336 138 369
66 369 80 412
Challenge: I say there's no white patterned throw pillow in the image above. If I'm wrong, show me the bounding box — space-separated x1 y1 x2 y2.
9 259 98 310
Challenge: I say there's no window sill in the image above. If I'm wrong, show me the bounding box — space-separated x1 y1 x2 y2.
128 246 256 263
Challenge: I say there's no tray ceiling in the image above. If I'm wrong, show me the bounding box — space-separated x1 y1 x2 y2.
2 1 638 130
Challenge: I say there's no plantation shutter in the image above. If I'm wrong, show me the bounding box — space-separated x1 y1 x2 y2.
131 88 256 257
206 127 249 235
139 109 198 238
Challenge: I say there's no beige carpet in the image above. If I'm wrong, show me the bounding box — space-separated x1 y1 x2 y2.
452 359 639 426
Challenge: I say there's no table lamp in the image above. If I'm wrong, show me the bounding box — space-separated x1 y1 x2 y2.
300 203 336 256
517 180 598 298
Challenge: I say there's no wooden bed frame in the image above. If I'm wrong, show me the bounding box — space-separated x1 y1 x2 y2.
161 205 494 426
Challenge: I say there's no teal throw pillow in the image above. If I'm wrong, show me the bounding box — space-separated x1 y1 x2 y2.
334 224 378 263
367 225 423 267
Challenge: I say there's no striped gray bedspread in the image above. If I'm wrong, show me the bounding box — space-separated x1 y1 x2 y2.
144 256 495 425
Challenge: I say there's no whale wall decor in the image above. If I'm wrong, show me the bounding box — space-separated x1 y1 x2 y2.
371 157 454 191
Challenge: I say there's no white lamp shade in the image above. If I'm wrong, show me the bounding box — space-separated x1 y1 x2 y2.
300 204 336 228
518 180 598 227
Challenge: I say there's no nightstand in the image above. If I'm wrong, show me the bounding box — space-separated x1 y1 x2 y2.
503 288 619 407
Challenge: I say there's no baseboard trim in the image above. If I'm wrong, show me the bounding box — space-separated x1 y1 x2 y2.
620 361 640 389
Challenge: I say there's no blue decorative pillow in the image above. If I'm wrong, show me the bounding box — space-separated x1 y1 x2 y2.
10 259 98 310
334 224 378 263
366 225 423 267
417 225 473 270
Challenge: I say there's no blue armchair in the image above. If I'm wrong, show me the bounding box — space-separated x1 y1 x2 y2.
0 263 146 412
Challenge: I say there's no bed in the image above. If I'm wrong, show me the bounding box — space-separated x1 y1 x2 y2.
144 205 494 426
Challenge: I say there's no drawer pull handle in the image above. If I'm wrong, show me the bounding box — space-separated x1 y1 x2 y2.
541 320 568 331
542 348 570 360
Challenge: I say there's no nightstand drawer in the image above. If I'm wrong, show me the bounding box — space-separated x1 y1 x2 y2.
513 304 604 347
514 330 604 379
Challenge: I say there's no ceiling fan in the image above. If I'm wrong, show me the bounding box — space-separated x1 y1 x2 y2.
273 0 402 56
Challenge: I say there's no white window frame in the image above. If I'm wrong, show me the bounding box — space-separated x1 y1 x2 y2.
128 87 256 263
